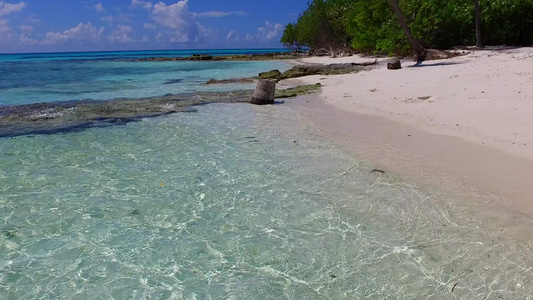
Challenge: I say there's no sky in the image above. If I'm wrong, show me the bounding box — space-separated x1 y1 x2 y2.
0 0 308 53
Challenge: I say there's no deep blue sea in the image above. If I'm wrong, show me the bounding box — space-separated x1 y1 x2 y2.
1 50 532 299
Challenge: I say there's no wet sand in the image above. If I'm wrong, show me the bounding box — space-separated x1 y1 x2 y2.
281 48 533 219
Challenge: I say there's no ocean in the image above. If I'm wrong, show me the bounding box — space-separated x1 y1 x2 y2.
0 50 532 299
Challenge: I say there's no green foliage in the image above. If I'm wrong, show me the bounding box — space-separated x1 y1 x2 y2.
280 23 300 50
290 0 353 51
346 0 408 55
282 0 533 55
481 0 533 45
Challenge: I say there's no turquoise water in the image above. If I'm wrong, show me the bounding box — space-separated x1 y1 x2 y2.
1 51 533 299
1 103 532 299
0 49 291 106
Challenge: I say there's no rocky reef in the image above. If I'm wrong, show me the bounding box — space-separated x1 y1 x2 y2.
0 91 252 138
135 52 302 62
1 83 323 138
205 62 374 86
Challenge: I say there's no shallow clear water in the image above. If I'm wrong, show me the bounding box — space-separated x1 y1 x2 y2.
1 102 532 299
0 50 290 106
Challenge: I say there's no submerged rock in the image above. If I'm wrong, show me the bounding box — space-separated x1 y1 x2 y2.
0 90 254 138
205 78 254 85
163 79 183 84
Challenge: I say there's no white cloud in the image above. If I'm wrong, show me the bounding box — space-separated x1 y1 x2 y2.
133 0 215 43
20 24 33 32
229 22 284 44
108 25 134 43
94 3 104 13
0 19 12 40
226 30 235 40
24 14 39 23
116 13 132 23
143 22 156 29
131 0 152 10
0 1 26 17
192 11 246 18
101 16 113 23
43 22 104 45
19 33 37 44
257 22 283 40
151 1 193 30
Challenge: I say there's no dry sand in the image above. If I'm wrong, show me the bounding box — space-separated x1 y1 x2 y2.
281 48 533 215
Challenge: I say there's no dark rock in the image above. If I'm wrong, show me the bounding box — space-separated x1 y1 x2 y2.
190 54 213 61
251 80 276 105
279 63 368 80
164 79 183 84
387 60 402 70
258 69 282 81
206 78 254 85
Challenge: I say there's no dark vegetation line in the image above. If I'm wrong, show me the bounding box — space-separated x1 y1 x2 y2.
280 0 533 57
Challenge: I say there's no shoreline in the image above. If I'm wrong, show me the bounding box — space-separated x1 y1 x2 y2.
281 47 533 218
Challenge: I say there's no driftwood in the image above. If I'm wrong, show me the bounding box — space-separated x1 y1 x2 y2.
314 47 354 58
352 58 378 66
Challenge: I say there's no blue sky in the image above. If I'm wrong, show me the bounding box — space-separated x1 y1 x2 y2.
0 0 308 53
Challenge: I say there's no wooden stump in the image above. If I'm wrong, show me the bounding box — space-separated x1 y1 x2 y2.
251 80 276 105
387 60 402 70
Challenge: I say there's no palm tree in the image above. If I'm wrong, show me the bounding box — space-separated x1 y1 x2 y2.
389 0 427 62
473 0 484 48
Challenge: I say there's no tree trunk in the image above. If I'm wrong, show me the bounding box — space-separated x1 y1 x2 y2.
389 0 427 62
251 80 276 105
473 0 484 48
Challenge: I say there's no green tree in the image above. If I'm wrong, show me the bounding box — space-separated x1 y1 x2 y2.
390 0 427 61
280 23 302 51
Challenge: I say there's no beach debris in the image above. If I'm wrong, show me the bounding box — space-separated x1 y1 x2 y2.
370 169 386 174
387 60 402 70
451 282 459 292
251 80 276 105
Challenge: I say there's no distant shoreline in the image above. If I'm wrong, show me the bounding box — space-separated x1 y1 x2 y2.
134 52 306 62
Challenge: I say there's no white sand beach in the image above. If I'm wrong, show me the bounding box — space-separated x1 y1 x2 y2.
283 48 533 216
